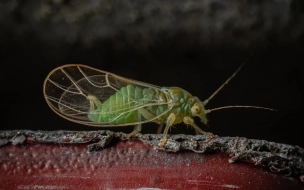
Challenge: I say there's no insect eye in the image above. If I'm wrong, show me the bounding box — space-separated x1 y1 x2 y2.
191 104 201 114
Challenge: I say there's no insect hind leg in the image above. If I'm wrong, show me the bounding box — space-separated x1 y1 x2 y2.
127 124 142 139
157 123 164 134
87 95 102 110
127 108 156 138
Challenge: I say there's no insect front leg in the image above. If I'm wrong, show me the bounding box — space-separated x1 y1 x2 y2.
160 113 176 147
183 116 214 136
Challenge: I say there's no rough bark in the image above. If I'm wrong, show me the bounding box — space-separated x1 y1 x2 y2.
1 130 303 182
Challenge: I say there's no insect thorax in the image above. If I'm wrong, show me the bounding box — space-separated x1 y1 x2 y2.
160 87 194 124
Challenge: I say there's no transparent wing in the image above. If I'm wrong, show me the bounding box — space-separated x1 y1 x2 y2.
43 64 175 126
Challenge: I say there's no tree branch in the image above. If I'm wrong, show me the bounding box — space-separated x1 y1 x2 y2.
1 130 303 182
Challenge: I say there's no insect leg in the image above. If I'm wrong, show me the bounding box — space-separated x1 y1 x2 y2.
138 108 165 134
138 108 156 120
87 95 102 110
127 124 142 139
127 108 156 138
183 116 214 136
157 123 164 134
160 113 176 147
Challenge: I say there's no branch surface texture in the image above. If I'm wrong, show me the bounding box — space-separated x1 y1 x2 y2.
1 130 303 182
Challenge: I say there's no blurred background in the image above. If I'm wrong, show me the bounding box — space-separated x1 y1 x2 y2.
1 0 303 147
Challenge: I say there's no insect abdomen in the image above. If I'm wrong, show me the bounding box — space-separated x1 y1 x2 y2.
88 84 161 124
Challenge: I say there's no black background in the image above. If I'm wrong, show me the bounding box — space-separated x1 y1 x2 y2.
1 0 303 147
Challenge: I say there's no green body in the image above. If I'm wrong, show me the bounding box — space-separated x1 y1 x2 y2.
88 84 207 125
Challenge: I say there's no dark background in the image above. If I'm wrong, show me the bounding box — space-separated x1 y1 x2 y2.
1 0 303 147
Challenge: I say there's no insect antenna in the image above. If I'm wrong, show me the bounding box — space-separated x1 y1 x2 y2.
202 57 276 113
205 106 276 114
203 62 245 106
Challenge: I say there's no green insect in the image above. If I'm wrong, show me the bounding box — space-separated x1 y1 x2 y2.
43 64 274 147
